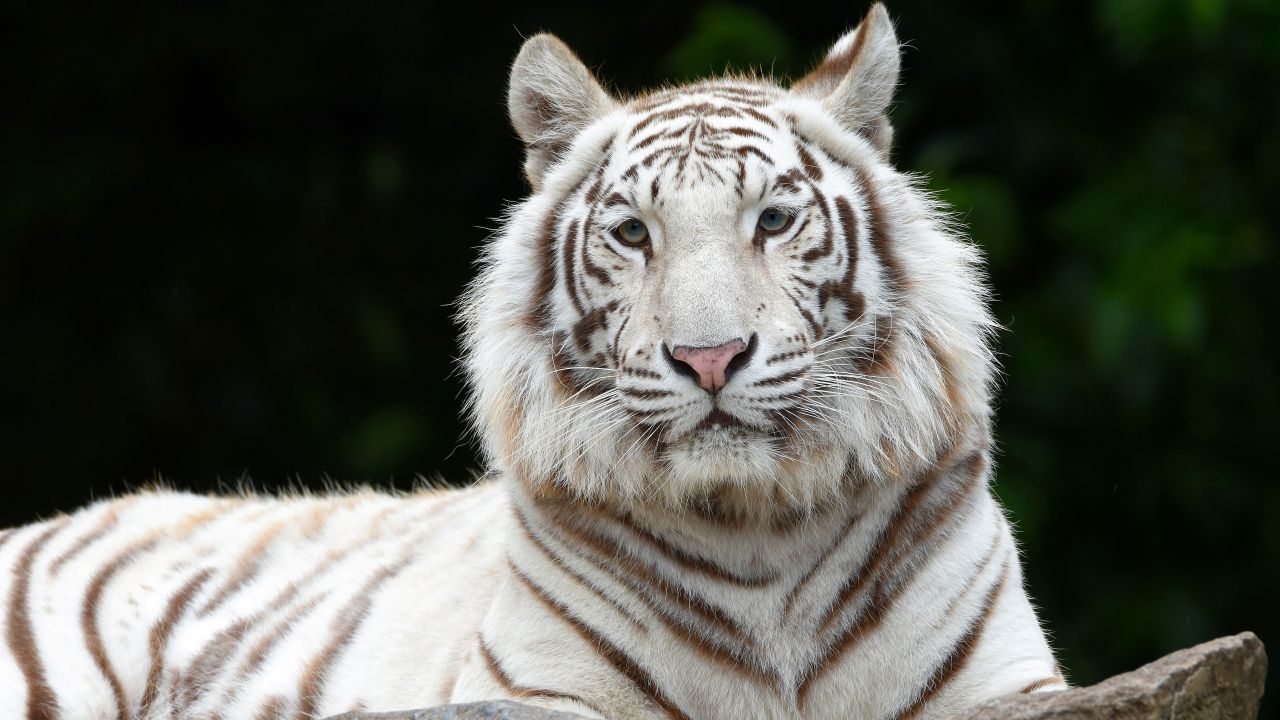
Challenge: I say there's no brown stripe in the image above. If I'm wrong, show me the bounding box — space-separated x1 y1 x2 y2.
478 635 604 714
924 330 964 422
562 219 585 315
48 498 132 576
177 614 261 709
6 520 69 720
570 305 611 356
765 350 805 365
83 535 160 720
796 141 824 181
815 448 982 634
941 522 1005 619
617 387 674 401
580 226 613 287
199 519 288 617
854 314 896 376
892 563 1010 720
724 126 769 142
774 168 803 193
868 453 988 605
799 452 987 706
794 301 823 339
854 164 908 291
741 106 779 129
220 508 411 704
800 188 834 263
752 367 807 388
546 512 750 640
201 562 339 707
295 553 415 719
736 145 774 166
609 511 778 587
514 507 647 631
237 590 331 682
1019 675 1066 694
537 513 778 688
782 501 863 618
138 568 214 717
584 168 606 205
438 669 459 704
509 561 692 720
627 102 745 139
528 205 563 330
816 194 865 325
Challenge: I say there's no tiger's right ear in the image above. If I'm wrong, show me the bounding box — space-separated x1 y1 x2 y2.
791 4 901 159
508 34 618 190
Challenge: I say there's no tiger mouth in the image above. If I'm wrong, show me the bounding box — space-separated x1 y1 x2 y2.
696 409 741 431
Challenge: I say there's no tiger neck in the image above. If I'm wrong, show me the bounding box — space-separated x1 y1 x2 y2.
506 429 989 597
503 433 994 705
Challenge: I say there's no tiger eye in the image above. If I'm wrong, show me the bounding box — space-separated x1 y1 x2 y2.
614 218 650 246
758 207 793 234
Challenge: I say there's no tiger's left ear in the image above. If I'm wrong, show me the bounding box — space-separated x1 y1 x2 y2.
508 34 619 190
792 3 900 159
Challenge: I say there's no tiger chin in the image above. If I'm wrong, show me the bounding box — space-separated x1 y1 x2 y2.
0 4 1065 720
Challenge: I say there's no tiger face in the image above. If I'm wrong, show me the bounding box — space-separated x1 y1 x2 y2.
463 5 996 517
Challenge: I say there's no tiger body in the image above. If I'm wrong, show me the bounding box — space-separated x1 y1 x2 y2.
0 486 508 718
1 5 1066 719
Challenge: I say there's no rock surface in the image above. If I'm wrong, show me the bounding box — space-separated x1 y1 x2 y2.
958 632 1266 720
324 632 1266 720
324 700 588 720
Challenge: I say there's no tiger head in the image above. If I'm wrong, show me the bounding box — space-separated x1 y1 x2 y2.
461 4 997 519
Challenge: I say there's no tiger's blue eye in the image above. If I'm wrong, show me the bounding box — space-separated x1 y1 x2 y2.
614 218 650 246
758 207 793 233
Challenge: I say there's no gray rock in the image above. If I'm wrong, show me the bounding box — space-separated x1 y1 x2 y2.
323 699 588 720
326 632 1266 720
958 632 1267 720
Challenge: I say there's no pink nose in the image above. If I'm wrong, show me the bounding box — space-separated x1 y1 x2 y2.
669 338 749 392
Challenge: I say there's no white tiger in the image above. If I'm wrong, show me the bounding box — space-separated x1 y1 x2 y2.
0 5 1066 719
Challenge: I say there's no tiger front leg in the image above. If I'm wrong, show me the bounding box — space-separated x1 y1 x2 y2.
448 635 609 720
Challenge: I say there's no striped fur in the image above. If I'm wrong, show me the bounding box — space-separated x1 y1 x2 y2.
0 486 509 718
0 5 1064 718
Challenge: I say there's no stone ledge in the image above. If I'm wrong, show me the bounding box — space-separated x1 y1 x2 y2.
324 700 588 720
958 632 1266 720
325 632 1266 720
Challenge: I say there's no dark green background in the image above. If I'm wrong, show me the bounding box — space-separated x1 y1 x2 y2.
3 0 1276 713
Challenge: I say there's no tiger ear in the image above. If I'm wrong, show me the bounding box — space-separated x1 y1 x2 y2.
791 3 901 159
508 34 618 189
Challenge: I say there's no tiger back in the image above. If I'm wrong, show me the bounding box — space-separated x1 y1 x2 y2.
1 4 1065 719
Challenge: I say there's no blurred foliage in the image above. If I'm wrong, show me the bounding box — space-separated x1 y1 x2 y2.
1 0 1276 713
